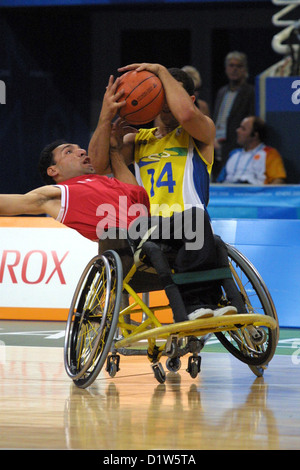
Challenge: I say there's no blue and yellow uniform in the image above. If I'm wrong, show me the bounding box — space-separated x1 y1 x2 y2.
134 126 212 217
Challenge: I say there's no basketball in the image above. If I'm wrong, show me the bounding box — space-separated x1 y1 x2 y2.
117 70 165 125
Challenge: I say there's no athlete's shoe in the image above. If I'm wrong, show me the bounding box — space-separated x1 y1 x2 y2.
188 305 237 321
213 306 237 317
187 308 214 321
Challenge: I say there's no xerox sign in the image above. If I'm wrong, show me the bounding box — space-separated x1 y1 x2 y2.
0 223 96 311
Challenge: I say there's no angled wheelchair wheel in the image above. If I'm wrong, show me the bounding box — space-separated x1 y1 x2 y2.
215 244 279 371
64 250 122 388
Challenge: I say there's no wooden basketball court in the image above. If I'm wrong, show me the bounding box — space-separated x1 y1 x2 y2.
0 321 299 450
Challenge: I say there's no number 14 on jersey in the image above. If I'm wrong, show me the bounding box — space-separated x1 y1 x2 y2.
147 162 176 197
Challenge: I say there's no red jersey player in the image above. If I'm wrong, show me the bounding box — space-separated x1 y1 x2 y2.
0 76 150 241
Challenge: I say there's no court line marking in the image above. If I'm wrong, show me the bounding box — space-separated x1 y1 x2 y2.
0 330 299 351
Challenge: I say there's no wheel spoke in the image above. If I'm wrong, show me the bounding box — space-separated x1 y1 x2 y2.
215 244 279 367
64 251 122 388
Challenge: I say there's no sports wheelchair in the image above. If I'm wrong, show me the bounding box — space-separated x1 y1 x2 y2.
64 229 279 389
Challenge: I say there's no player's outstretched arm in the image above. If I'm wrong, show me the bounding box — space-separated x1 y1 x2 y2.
0 186 61 218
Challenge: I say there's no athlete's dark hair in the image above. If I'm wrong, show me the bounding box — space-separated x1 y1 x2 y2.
168 68 195 96
38 139 67 185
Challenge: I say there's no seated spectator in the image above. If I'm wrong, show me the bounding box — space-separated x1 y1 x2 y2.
216 116 287 185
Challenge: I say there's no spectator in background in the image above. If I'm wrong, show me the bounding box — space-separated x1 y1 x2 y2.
213 51 255 180
217 116 286 185
181 65 210 116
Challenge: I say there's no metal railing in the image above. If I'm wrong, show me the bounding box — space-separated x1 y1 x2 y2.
272 0 300 74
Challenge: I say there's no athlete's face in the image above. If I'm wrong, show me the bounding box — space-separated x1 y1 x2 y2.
159 102 180 128
159 81 195 129
48 143 95 182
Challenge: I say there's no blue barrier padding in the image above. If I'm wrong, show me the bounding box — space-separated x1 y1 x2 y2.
212 219 300 328
265 77 300 113
209 185 300 220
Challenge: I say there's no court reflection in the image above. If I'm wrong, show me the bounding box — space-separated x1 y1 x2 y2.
63 371 279 450
1 347 298 449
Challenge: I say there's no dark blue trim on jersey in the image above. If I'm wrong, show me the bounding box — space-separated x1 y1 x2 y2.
192 149 210 208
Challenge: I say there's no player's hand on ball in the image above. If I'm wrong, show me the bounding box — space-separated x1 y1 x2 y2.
118 63 162 76
102 75 126 122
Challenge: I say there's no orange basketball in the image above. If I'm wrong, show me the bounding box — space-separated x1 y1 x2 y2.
117 70 165 125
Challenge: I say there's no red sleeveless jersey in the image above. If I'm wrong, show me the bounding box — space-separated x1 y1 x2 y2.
55 175 150 241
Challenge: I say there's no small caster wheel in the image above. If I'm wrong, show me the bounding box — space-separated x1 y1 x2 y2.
187 336 202 354
187 355 201 379
108 362 118 378
152 362 166 384
248 364 268 378
165 335 179 358
106 354 120 377
166 357 181 372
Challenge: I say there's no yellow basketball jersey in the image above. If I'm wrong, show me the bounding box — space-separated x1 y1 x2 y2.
134 126 212 216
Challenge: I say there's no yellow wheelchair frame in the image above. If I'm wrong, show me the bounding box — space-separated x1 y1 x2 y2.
64 234 279 389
